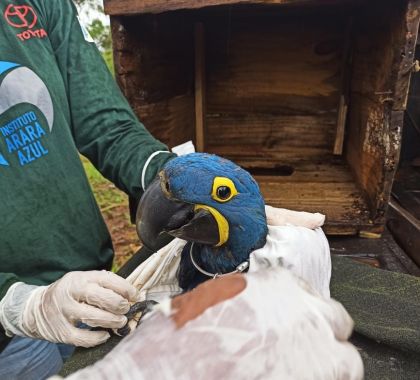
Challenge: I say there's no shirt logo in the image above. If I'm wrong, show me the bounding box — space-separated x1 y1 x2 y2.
0 61 53 167
4 4 37 29
3 4 47 41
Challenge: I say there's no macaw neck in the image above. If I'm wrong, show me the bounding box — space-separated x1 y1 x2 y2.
198 245 243 274
177 221 268 291
199 221 268 274
178 243 245 291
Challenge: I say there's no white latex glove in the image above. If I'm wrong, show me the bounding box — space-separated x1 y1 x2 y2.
0 271 137 347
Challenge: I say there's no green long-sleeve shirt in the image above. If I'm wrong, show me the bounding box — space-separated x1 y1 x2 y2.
0 0 175 299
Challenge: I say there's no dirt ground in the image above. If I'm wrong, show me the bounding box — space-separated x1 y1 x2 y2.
82 157 140 271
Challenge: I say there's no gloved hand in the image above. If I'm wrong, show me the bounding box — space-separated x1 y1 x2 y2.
0 271 137 347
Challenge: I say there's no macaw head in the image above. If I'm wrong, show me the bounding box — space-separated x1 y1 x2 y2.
137 153 267 289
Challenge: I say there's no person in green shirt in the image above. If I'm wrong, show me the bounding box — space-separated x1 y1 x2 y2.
0 0 176 378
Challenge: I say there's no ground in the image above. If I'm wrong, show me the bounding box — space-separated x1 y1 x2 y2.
82 156 139 271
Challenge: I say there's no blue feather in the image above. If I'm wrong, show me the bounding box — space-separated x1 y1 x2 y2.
164 153 268 289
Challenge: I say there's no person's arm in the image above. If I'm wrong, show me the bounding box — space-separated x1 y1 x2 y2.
40 0 175 197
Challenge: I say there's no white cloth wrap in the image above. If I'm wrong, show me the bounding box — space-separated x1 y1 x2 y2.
64 269 363 380
127 205 331 302
265 205 326 230
250 225 331 298
126 239 184 303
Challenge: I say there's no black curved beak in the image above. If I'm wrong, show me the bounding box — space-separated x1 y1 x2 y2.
136 177 221 252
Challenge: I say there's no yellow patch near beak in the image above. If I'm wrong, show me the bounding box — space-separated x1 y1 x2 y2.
194 204 229 247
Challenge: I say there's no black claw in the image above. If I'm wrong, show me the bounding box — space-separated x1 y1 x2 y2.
116 300 158 336
115 324 131 337
126 300 158 319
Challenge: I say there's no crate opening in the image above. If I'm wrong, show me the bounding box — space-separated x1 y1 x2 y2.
249 165 295 177
113 0 410 234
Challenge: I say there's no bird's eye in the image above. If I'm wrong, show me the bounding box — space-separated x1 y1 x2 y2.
216 186 231 200
212 177 238 203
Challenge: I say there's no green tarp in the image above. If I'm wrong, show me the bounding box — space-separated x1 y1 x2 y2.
331 256 420 380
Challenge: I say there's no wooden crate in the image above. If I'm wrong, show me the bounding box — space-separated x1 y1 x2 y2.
104 0 420 235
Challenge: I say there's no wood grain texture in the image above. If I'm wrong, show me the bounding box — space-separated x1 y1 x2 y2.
206 113 336 161
111 14 196 147
133 95 195 148
392 165 420 220
195 22 206 152
108 1 419 234
334 95 348 154
393 0 420 111
333 17 353 155
254 158 373 235
104 0 350 15
345 0 413 222
388 199 420 267
204 7 345 163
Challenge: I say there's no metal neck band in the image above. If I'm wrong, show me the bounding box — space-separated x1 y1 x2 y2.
189 243 249 279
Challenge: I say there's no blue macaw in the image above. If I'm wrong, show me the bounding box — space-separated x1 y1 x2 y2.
137 153 268 290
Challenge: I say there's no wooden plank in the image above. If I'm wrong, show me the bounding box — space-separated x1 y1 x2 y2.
393 0 420 111
133 95 195 148
333 17 353 155
387 199 420 268
114 14 194 103
206 113 336 163
345 0 410 221
333 95 348 154
104 0 346 16
260 177 372 235
346 97 393 214
248 160 357 182
204 7 344 163
194 22 206 152
206 9 343 111
242 158 373 234
360 0 420 219
392 165 420 219
389 199 420 231
111 14 196 148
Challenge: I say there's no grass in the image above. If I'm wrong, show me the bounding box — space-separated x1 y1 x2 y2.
82 156 126 211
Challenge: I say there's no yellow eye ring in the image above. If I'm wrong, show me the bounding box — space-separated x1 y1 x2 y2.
211 177 238 203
